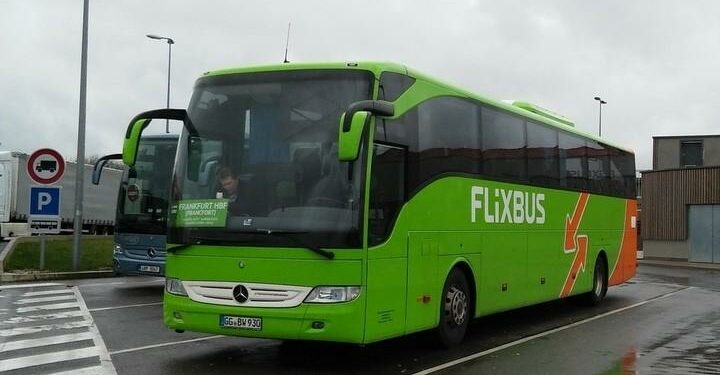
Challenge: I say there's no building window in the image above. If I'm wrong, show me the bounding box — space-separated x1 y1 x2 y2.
680 140 703 167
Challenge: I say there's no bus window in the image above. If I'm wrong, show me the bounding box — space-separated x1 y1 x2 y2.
481 107 527 182
369 143 406 246
527 121 559 186
559 132 588 190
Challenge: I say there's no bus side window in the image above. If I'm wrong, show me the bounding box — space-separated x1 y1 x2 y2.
527 121 559 186
369 144 406 246
559 132 588 190
481 107 527 182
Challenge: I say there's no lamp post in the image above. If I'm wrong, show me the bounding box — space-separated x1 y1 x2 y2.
146 34 174 133
594 96 607 137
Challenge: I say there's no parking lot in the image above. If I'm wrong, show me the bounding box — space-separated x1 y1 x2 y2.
1 264 719 375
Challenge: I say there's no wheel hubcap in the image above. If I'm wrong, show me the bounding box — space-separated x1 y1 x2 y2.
594 268 604 296
445 286 468 326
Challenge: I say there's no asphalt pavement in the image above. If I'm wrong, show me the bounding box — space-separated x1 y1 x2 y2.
1 265 719 374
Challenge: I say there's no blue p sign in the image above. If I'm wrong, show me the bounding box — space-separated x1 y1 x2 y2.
30 186 61 216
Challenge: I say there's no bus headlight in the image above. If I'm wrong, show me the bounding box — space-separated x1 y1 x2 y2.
113 244 123 255
304 286 360 303
165 278 188 296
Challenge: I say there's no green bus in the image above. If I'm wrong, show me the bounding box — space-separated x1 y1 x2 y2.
120 62 637 346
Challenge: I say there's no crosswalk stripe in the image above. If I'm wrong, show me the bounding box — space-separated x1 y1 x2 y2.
22 289 75 297
17 302 79 313
0 320 92 338
0 283 61 289
0 285 117 375
1 310 85 326
15 294 77 305
0 332 95 352
0 346 100 372
73 286 117 375
48 365 110 375
88 302 162 312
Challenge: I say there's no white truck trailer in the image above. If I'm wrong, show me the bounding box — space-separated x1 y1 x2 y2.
0 151 122 237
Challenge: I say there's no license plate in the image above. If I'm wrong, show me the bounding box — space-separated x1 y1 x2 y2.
220 315 262 330
139 265 160 273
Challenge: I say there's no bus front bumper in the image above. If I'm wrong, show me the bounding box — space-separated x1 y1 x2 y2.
164 292 366 343
113 254 166 276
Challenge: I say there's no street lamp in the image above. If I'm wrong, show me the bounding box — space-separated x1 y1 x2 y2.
146 34 174 133
593 96 607 137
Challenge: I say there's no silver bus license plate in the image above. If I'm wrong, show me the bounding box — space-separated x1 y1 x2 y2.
139 265 160 273
220 315 262 330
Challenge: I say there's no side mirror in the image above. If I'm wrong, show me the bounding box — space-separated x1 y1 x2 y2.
338 100 394 162
92 153 122 185
338 112 370 161
122 108 194 167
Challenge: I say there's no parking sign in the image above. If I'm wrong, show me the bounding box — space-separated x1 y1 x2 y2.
30 186 61 216
29 186 61 234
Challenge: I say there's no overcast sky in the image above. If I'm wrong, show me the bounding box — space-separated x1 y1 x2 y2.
2 0 719 170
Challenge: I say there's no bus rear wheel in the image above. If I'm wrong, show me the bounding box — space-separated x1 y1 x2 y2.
583 256 608 306
437 269 470 347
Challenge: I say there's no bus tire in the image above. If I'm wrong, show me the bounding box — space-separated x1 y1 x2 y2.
437 268 470 347
583 256 608 306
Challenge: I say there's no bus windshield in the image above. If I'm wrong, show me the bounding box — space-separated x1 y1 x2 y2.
169 70 373 248
117 136 177 235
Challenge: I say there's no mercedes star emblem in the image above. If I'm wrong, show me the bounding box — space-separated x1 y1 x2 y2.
233 285 250 303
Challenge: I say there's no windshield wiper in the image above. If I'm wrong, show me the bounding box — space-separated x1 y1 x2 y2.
173 235 267 249
255 229 335 260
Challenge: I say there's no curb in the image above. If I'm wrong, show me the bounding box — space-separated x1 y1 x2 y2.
638 259 720 271
1 270 116 283
0 237 22 274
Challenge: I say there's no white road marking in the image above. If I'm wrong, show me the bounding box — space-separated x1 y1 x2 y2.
0 320 92 337
15 294 77 305
17 302 80 313
0 346 100 372
74 286 118 375
0 282 61 289
412 287 693 375
1 310 85 325
77 279 165 288
22 289 75 297
0 286 117 374
88 302 162 312
0 331 95 352
109 335 224 356
49 365 112 375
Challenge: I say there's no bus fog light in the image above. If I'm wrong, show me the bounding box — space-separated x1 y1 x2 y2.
113 244 123 255
304 286 360 303
166 278 188 296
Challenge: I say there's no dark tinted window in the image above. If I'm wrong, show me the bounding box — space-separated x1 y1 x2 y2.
559 132 587 190
378 72 415 102
608 146 635 197
680 140 703 167
527 121 559 185
587 140 610 193
417 97 481 181
369 144 406 246
377 96 635 200
481 107 526 181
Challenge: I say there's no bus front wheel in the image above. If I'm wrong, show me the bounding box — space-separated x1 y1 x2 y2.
437 269 470 347
583 256 608 306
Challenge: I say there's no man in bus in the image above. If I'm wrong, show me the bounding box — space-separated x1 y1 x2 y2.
217 166 244 215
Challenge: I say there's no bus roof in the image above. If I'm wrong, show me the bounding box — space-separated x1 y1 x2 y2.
201 61 633 154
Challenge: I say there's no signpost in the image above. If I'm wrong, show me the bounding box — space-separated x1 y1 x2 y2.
26 149 65 269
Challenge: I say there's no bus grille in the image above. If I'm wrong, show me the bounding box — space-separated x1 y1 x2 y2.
182 281 313 308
